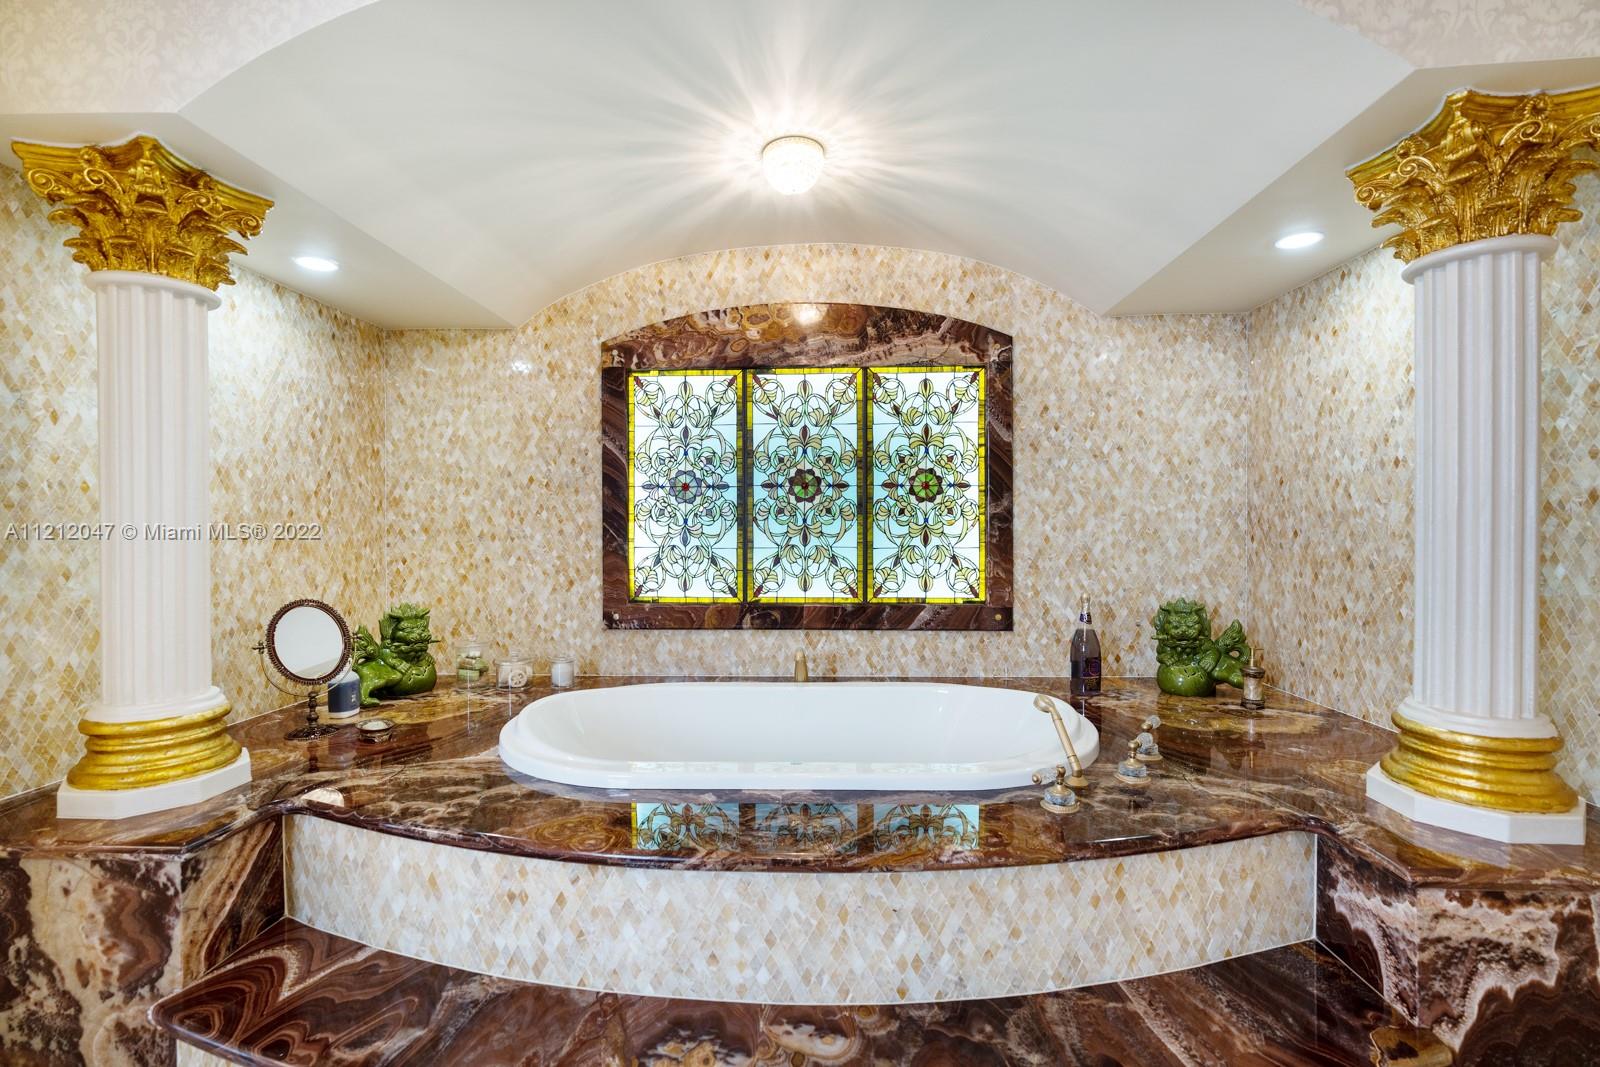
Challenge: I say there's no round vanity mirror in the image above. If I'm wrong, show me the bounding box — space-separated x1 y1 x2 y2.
262 599 352 740
266 599 351 685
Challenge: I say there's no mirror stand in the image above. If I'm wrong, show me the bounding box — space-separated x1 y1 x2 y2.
253 640 342 740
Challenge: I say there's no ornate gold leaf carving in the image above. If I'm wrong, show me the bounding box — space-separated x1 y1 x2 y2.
10 135 272 289
1348 86 1600 262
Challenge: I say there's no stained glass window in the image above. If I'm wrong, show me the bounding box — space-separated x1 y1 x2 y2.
627 370 742 602
624 365 986 608
748 369 863 602
866 368 985 603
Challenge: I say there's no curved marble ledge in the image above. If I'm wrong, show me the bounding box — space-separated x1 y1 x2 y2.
153 920 1408 1067
285 814 1316 1004
2 678 1596 895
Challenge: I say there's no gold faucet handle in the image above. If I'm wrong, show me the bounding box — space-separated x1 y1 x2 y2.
1032 764 1068 787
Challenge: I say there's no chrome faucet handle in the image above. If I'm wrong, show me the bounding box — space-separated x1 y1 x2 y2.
1031 765 1080 814
1134 714 1163 762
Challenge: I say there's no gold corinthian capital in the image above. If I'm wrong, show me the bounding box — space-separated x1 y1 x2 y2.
11 135 273 290
1347 85 1600 263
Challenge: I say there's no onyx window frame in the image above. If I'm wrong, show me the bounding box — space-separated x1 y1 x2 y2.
601 302 1013 631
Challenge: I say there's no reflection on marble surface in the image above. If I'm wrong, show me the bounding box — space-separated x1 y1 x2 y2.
632 802 739 850
154 918 1414 1067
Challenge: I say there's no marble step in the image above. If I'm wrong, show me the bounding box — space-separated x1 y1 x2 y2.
151 918 1445 1066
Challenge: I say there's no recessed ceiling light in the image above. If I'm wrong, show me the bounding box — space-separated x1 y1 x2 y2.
1273 231 1324 251
293 255 339 272
762 135 826 195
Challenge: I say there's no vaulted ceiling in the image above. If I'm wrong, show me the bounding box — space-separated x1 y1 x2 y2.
3 0 1598 327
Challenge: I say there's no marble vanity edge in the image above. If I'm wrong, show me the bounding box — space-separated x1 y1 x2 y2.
283 791 1322 874
1 677 1594 895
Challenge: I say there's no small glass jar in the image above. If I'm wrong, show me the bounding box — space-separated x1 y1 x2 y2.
550 652 577 688
496 650 533 690
1241 649 1266 709
456 639 490 688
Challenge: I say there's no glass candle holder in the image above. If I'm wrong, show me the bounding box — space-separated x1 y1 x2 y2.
550 653 576 688
1241 650 1266 709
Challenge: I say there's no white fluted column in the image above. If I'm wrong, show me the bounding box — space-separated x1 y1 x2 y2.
1403 236 1546 733
94 273 225 720
1365 235 1584 844
53 272 251 819
12 136 269 820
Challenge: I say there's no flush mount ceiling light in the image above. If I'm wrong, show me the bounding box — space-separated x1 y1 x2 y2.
1273 231 1324 250
293 255 340 272
761 135 826 195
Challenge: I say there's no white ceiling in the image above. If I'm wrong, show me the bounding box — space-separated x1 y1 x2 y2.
2 1 1598 328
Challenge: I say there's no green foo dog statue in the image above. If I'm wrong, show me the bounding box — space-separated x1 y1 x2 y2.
351 602 438 707
1151 598 1251 698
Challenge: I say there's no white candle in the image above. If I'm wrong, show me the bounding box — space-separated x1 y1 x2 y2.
550 654 576 688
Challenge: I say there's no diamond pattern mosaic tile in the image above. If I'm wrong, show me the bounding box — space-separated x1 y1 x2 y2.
286 815 1315 1005
1540 178 1600 803
209 270 387 724
0 165 102 794
381 247 1253 683
0 166 384 796
1248 173 1600 803
1246 250 1414 728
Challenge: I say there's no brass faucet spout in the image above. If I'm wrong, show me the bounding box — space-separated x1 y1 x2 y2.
794 651 809 682
1034 694 1088 787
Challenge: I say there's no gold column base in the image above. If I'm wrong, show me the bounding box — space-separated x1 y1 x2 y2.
64 705 241 791
1380 712 1579 814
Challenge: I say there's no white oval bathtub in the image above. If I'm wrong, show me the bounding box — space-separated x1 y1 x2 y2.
497 681 1099 791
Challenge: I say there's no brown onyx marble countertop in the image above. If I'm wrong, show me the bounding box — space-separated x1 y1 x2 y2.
153 917 1426 1067
2 677 1596 890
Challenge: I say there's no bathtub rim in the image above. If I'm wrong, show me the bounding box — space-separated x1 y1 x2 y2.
497 679 1101 792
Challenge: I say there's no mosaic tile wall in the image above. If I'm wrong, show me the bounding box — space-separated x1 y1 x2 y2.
382 246 1252 680
285 814 1315 1004
1248 174 1600 802
0 165 384 797
208 270 386 728
1244 250 1414 727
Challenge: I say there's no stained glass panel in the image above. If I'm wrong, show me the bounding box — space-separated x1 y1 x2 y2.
627 370 742 602
623 363 989 609
747 368 863 601
867 367 986 602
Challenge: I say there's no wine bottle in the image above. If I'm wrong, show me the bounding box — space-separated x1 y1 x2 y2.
1070 594 1102 695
